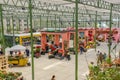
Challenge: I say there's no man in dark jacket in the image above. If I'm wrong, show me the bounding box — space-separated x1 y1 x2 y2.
25 48 30 57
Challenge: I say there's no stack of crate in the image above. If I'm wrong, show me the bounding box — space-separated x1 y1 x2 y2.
0 55 8 71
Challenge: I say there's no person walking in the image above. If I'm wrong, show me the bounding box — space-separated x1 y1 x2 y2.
79 45 84 54
99 52 103 64
51 75 55 80
25 48 30 57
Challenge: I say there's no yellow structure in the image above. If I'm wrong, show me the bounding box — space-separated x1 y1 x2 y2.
8 56 29 67
5 32 41 46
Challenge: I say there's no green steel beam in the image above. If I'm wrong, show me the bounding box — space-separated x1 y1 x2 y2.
94 0 99 52
18 18 20 30
40 15 41 29
65 0 120 13
2 0 120 13
6 18 9 32
58 16 60 30
18 18 20 31
108 3 113 61
73 13 75 27
2 3 115 18
2 4 74 14
94 11 97 52
75 0 79 80
46 12 49 31
12 15 15 46
55 14 57 31
34 20 35 29
29 0 34 80
3 12 111 21
0 4 5 53
50 16 53 28
118 16 120 28
27 16 29 29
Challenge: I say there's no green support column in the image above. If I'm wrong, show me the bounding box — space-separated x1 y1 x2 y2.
27 16 29 29
106 21 107 26
75 0 79 80
51 16 53 28
12 15 15 46
0 27 2 47
55 14 57 31
29 0 34 80
94 0 99 52
73 13 75 27
0 4 5 53
108 3 113 60
46 12 49 31
84 17 86 28
39 15 41 29
6 18 8 32
34 20 36 29
18 18 20 31
61 13 64 28
99 16 102 28
118 16 120 28
83 16 84 27
17 18 19 32
94 11 97 52
59 16 60 30
83 17 86 27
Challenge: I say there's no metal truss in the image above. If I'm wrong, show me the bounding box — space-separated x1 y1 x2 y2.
0 0 119 19
0 0 119 26
65 0 120 12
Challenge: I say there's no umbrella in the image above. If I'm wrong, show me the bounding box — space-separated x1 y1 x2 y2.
10 45 26 51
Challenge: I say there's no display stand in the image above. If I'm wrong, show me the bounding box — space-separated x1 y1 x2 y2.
0 55 8 71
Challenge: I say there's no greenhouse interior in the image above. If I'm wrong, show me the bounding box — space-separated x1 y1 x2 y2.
0 0 120 80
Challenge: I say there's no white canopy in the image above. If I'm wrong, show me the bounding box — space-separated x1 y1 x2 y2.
10 45 26 51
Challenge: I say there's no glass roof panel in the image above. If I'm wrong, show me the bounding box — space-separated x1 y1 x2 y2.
104 0 120 4
0 0 120 17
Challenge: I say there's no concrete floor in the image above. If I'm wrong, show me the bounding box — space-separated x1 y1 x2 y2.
9 42 120 80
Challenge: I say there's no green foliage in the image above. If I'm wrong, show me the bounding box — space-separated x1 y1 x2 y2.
4 36 13 47
0 37 1 44
0 71 22 79
88 67 120 80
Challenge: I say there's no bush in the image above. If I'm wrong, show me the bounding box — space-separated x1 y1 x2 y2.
87 67 120 80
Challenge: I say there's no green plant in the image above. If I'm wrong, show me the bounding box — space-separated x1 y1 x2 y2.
87 67 120 80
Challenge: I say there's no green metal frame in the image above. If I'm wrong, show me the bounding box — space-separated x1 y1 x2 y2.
108 3 113 59
39 15 41 29
54 14 57 31
0 4 5 53
29 0 34 80
94 11 97 52
0 0 119 80
75 0 79 80
65 0 120 13
12 15 15 46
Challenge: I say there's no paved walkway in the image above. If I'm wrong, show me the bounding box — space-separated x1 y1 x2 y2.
9 42 120 80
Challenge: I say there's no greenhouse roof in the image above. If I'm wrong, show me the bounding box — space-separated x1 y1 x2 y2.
0 0 119 22
0 0 120 14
